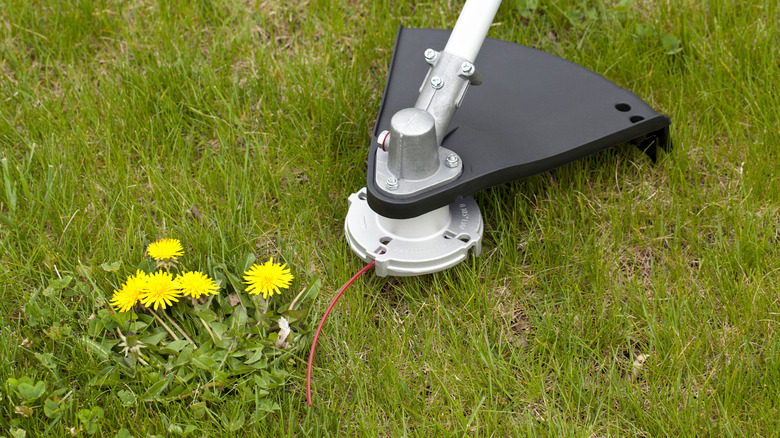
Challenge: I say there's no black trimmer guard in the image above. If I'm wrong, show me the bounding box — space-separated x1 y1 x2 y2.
367 27 671 219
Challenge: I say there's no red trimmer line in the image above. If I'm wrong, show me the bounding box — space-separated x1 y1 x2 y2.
306 261 375 407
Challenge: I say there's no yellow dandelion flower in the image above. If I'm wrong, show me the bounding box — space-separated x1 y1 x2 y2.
147 238 184 262
139 271 182 310
177 271 220 299
110 270 148 313
243 258 294 299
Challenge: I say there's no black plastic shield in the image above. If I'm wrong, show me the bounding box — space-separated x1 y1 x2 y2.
366 27 671 219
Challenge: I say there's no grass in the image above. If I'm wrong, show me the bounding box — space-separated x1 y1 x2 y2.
1 0 779 435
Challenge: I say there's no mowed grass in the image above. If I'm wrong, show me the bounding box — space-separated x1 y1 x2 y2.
1 0 779 435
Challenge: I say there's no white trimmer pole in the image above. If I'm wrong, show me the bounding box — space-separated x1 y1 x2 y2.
443 0 503 62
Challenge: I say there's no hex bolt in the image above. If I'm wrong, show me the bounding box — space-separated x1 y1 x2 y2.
445 153 460 168
424 48 438 63
386 176 399 190
430 76 444 89
377 130 390 151
461 62 474 76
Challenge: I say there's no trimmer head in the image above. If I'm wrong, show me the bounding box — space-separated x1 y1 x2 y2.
345 23 671 277
345 188 482 277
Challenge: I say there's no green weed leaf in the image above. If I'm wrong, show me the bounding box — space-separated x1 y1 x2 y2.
80 337 114 361
48 276 73 290
77 406 104 435
222 411 245 432
1 157 17 215
16 380 46 401
190 402 207 419
256 398 281 413
281 308 309 324
115 429 135 438
160 340 190 354
240 252 256 274
191 355 218 371
33 352 59 376
288 278 320 311
244 348 265 365
137 258 155 274
101 261 121 272
614 0 634 12
77 264 93 279
225 271 245 293
143 378 170 399
662 34 682 55
9 428 26 438
117 389 137 406
140 331 167 346
514 0 538 17
43 399 63 418
167 423 196 436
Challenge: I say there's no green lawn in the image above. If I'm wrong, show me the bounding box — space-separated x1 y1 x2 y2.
1 0 779 436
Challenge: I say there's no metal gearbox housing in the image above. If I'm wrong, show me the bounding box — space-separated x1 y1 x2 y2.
345 47 486 277
346 46 486 277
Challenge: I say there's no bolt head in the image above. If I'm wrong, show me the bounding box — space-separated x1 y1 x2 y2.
445 153 460 168
386 176 399 190
461 62 474 76
377 130 390 151
424 48 438 62
430 76 444 89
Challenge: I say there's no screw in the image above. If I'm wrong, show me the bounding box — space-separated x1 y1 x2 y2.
430 76 444 89
461 62 474 76
386 176 399 190
424 48 438 63
445 153 460 168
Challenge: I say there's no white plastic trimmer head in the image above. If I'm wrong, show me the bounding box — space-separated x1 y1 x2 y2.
345 188 482 277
